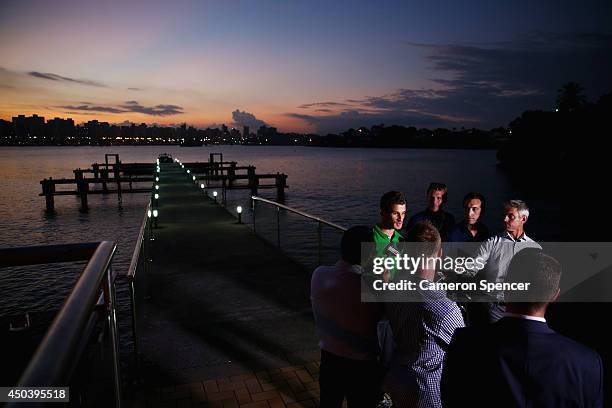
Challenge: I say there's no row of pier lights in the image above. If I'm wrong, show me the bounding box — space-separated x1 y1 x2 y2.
176 157 244 224
147 157 161 227
148 157 244 228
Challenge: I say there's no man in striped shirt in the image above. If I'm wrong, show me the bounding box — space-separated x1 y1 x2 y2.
384 221 465 408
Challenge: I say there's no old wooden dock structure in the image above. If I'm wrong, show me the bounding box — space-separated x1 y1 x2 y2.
130 158 320 407
39 153 288 211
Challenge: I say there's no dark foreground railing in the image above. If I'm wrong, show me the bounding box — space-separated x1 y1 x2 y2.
0 241 121 407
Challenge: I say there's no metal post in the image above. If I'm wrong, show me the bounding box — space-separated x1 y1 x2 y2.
276 206 281 248
318 221 322 266
252 198 256 233
103 266 122 407
222 178 227 206
129 278 139 367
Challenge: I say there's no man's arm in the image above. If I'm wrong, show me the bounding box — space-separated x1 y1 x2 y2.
462 236 494 278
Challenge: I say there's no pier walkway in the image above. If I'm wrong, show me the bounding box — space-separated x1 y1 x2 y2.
132 162 321 407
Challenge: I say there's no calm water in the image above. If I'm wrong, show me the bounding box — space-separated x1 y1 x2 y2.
0 145 560 353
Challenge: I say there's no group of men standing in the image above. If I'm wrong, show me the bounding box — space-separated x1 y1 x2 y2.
310 184 603 408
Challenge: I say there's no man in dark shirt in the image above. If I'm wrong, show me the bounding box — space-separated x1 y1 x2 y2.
405 182 455 240
448 192 490 242
441 248 603 408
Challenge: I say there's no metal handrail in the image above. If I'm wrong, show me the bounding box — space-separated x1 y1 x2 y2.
251 196 346 265
127 201 151 280
2 241 121 407
251 196 347 232
124 200 151 370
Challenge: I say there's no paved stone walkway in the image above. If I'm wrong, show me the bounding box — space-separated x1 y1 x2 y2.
130 162 322 407
131 362 321 408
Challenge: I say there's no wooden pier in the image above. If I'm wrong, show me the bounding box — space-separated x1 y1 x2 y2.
39 153 288 211
130 160 320 407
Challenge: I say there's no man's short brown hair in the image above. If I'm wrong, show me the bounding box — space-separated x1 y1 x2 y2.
504 248 561 304
380 191 406 213
405 220 441 258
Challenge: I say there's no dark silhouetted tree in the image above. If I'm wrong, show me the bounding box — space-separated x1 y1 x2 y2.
556 82 587 112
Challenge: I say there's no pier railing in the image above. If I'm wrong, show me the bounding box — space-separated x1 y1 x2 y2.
124 200 152 371
181 156 346 268
0 241 122 407
250 196 347 267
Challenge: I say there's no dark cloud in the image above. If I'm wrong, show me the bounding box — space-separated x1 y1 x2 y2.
127 87 142 91
59 104 125 113
298 101 351 109
231 109 268 129
28 71 107 87
315 109 332 113
115 100 183 116
286 109 447 134
58 101 184 116
291 31 612 132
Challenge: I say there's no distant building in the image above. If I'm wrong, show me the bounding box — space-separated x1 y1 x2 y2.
0 119 13 143
12 114 45 142
47 117 75 145
257 125 278 144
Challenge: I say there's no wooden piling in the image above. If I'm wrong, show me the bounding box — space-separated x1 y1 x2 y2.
41 178 55 211
101 169 109 192
113 163 122 203
228 162 236 187
247 166 258 195
276 173 287 202
74 169 88 211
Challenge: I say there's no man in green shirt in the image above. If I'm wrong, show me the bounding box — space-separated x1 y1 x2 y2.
373 191 406 282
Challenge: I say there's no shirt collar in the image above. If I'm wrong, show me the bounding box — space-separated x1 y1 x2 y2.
374 224 402 242
461 221 483 236
503 312 546 322
502 231 528 242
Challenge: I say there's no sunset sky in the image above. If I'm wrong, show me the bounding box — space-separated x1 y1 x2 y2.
1 0 611 133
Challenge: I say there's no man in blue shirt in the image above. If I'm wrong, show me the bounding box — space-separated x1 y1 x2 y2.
405 182 455 241
448 192 491 242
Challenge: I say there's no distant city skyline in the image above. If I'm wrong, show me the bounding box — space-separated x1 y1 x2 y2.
1 0 611 133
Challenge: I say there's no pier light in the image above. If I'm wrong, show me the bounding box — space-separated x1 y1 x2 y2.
187 169 191 174
237 206 243 224
152 209 159 228
154 193 159 200
200 183 205 189
147 209 152 218
213 190 218 203
155 177 159 182
192 175 196 181
155 185 159 190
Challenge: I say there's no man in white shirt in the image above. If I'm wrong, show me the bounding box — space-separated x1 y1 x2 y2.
465 200 541 323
